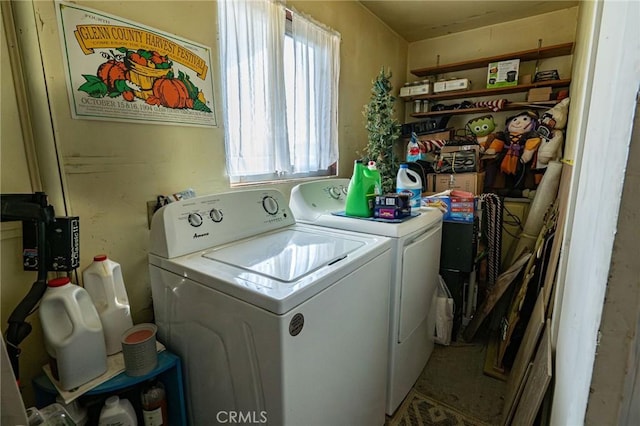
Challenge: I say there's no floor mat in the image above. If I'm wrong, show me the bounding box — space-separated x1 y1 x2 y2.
387 389 491 426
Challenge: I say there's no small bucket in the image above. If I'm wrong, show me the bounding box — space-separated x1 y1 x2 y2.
121 323 158 376
125 59 171 100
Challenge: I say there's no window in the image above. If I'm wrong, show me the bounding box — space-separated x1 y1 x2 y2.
218 0 340 184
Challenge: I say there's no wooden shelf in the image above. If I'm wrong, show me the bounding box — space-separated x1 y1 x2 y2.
410 101 561 118
406 79 571 103
411 42 574 77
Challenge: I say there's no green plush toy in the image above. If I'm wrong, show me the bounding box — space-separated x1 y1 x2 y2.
466 115 505 155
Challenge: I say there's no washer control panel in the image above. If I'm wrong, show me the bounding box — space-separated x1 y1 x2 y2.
150 189 295 258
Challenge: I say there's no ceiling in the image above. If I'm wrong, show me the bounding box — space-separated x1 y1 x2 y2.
359 1 579 42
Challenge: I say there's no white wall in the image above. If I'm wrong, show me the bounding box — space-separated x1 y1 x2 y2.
551 0 640 424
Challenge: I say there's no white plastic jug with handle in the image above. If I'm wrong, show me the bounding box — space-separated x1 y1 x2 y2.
396 163 423 210
98 396 137 426
39 277 107 390
82 255 133 355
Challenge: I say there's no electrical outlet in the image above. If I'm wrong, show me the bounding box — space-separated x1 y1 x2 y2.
147 200 158 229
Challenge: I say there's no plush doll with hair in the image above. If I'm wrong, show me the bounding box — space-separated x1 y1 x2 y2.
498 111 541 176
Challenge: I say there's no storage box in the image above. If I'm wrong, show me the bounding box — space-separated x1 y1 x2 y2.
423 195 476 223
399 82 432 98
399 86 412 97
433 78 471 93
440 144 481 164
527 87 552 102
487 59 520 88
426 172 485 194
374 194 411 219
411 82 431 96
436 144 481 173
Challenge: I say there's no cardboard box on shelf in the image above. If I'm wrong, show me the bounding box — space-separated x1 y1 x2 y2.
487 59 520 89
426 172 485 194
527 87 552 102
433 78 471 93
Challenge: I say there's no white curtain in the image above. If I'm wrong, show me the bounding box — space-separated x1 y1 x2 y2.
287 11 340 173
218 0 290 177
218 0 340 180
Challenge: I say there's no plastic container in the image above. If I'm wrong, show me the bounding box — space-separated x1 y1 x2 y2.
366 160 382 195
56 396 88 426
82 255 133 355
345 160 370 217
121 323 158 377
396 163 423 210
141 379 168 426
407 132 424 162
39 277 107 391
345 160 383 218
98 396 137 426
26 403 76 425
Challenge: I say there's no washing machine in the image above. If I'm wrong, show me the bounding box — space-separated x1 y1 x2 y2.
148 188 392 425
290 178 443 415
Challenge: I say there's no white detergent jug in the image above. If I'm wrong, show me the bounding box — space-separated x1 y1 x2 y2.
39 277 107 390
82 255 133 355
396 163 423 210
98 396 137 426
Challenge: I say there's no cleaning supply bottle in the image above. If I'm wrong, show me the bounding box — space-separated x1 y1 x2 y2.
39 277 107 391
407 132 423 162
396 163 423 211
141 379 168 426
82 255 133 355
98 396 137 426
345 160 371 217
365 161 382 197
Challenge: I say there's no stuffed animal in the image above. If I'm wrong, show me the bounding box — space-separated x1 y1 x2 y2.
498 111 541 176
535 98 570 170
466 115 505 155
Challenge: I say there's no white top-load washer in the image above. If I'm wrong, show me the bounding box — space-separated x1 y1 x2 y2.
290 178 443 415
149 188 392 426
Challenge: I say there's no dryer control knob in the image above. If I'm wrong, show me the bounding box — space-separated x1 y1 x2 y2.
328 187 342 199
262 196 279 215
188 213 203 227
210 208 223 222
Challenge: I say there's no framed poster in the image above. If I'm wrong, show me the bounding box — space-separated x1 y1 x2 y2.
55 1 217 127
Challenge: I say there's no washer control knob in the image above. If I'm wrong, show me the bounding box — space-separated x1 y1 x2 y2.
209 208 223 222
188 213 203 227
341 186 348 196
328 186 342 199
262 196 279 215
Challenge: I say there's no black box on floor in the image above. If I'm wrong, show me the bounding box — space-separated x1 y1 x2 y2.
440 219 478 273
22 216 80 271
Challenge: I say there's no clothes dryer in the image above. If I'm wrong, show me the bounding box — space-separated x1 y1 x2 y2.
149 188 392 425
290 178 443 415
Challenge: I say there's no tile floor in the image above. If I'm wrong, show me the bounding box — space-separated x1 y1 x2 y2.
390 337 506 425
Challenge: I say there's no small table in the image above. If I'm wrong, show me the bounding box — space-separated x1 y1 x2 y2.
33 350 186 425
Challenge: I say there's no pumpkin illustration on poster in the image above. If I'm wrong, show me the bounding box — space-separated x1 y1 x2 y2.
78 47 212 113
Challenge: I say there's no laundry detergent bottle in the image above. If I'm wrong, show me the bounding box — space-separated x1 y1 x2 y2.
82 255 133 355
396 163 423 211
365 161 383 197
39 277 107 390
345 160 371 217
